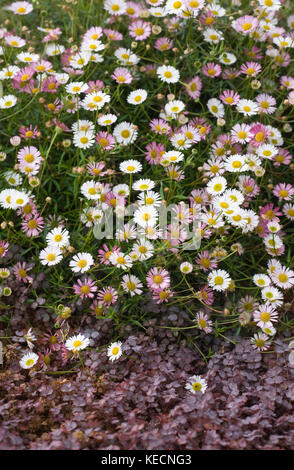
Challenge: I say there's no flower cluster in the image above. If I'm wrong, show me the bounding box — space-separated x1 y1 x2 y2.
0 0 293 376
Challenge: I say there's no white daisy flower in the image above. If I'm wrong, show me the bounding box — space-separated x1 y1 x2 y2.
208 269 232 291
65 334 90 352
237 99 259 116
120 159 142 174
113 122 138 145
81 180 101 200
46 227 70 248
69 252 94 273
185 375 208 394
180 262 193 274
73 131 95 149
133 179 155 192
133 205 158 228
65 81 88 95
137 190 161 207
19 352 39 369
207 98 224 118
121 274 143 296
253 273 271 288
39 245 63 266
97 114 118 126
107 341 123 361
165 99 185 116
109 252 133 269
157 65 180 83
206 176 227 195
0 94 17 109
127 89 148 105
104 0 126 15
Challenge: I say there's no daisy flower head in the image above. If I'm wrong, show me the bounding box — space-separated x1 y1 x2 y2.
5 1 33 15
46 227 70 248
257 144 278 160
0 94 17 109
128 20 151 40
120 159 142 174
157 65 180 83
109 252 133 270
70 252 94 274
195 311 213 333
19 352 39 369
134 205 158 228
185 375 208 394
111 67 133 84
271 266 294 289
113 122 138 145
180 262 193 274
107 341 123 361
65 81 88 95
39 245 63 266
104 0 126 15
251 332 270 351
65 334 90 352
253 273 271 288
73 130 95 149
127 89 148 105
97 114 118 126
121 274 143 296
207 98 224 118
73 277 97 298
232 15 259 34
253 302 278 328
237 99 259 116
206 176 227 196
261 286 283 307
133 178 155 192
146 267 171 291
208 269 232 291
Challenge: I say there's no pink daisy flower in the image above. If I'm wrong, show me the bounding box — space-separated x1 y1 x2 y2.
103 29 123 41
195 311 213 333
198 285 214 305
273 183 294 201
146 267 171 291
219 89 240 106
245 46 263 60
97 287 118 306
249 123 269 147
149 118 172 136
97 244 120 266
21 214 44 237
86 80 104 93
87 161 106 177
196 251 218 272
13 261 33 283
260 203 282 221
96 131 115 151
152 289 174 304
73 277 97 299
0 240 9 258
222 68 242 80
273 148 292 166
240 61 262 77
111 67 133 84
154 37 173 51
128 20 151 41
202 62 222 78
145 142 165 165
232 15 259 34
19 124 39 140
42 76 60 93
256 94 277 114
184 75 202 99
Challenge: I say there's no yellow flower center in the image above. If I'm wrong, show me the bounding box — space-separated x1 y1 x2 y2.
73 340 82 348
154 274 163 284
135 28 144 36
77 259 87 268
214 276 224 285
192 382 202 391
104 293 113 302
278 273 288 283
279 190 288 198
47 253 56 262
242 22 252 31
112 346 119 355
121 129 130 138
77 285 89 296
